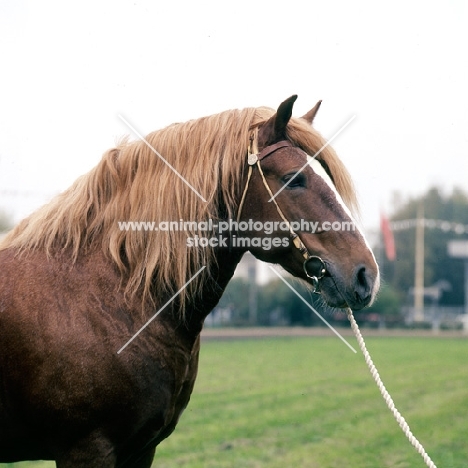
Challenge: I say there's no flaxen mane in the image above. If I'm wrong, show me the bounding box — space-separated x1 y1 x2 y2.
0 106 357 309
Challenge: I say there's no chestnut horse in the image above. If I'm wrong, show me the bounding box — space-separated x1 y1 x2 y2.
0 96 379 467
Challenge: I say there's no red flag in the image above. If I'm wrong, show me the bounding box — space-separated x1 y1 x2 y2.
380 212 396 261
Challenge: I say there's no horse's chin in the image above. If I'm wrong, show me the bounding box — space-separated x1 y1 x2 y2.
317 279 349 309
321 294 349 310
318 275 373 311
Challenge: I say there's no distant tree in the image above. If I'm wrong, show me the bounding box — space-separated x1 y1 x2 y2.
381 186 468 306
217 276 323 327
366 283 402 317
217 277 250 324
258 279 318 326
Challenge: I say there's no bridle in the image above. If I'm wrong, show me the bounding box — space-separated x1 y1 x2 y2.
236 135 326 293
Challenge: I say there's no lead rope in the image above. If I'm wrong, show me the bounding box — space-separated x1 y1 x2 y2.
346 308 437 468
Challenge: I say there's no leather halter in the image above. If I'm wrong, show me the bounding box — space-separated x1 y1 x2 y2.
237 137 326 293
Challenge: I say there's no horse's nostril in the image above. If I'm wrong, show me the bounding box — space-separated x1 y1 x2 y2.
357 266 367 285
354 266 372 305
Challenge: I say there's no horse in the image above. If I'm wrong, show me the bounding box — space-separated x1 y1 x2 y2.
0 95 379 467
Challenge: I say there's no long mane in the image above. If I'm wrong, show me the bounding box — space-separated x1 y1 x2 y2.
0 106 357 310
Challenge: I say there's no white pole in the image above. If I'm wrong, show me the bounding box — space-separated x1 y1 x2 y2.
414 203 425 322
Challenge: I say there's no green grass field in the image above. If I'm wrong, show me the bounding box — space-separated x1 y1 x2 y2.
2 335 467 467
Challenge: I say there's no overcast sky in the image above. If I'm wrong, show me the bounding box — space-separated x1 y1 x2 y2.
1 0 467 234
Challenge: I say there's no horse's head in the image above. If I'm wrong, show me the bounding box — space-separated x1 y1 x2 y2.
237 95 379 310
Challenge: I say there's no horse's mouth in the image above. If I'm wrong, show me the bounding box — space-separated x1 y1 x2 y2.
318 268 375 311
318 275 350 309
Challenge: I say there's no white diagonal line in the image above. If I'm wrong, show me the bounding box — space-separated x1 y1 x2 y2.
268 265 357 353
117 266 206 354
118 114 207 202
269 115 356 202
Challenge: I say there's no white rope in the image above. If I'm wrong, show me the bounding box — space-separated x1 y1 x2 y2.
236 165 252 224
346 308 437 468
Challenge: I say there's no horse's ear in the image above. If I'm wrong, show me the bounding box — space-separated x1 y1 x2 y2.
301 100 322 125
274 95 298 136
259 95 298 146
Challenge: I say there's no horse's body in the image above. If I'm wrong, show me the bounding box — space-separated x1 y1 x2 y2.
0 96 379 467
0 246 236 466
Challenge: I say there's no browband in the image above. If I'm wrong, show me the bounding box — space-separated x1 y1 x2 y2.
257 140 293 161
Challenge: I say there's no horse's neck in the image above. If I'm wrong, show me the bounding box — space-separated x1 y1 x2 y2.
179 248 246 335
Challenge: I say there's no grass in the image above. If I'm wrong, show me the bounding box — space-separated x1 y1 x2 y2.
2 335 467 467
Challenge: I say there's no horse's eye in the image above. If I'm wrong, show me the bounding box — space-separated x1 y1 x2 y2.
282 172 306 188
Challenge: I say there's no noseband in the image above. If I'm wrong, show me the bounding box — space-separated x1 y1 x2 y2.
237 136 326 293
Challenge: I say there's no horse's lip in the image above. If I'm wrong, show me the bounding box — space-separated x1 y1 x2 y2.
318 276 348 308
317 263 352 309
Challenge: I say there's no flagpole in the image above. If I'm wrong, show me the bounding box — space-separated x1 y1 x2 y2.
414 203 425 322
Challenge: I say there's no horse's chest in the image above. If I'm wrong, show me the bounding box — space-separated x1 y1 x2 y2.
138 336 201 446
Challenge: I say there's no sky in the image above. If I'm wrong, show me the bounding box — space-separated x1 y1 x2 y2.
1 0 467 237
